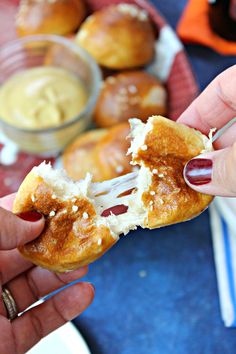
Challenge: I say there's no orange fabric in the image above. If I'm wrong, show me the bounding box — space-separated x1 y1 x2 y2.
177 0 236 55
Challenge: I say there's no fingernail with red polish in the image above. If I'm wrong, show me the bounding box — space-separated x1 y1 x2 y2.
17 211 43 222
184 158 213 185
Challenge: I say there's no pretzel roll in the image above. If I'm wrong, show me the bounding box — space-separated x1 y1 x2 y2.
16 0 86 37
94 123 133 180
14 165 117 272
94 71 167 128
76 3 155 69
128 116 214 228
62 129 107 182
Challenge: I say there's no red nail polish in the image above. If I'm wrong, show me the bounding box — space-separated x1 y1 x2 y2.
17 211 42 222
184 158 213 185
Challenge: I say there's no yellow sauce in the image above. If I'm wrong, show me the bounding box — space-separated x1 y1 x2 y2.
0 66 88 129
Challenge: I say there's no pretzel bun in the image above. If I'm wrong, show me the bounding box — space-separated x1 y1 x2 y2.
16 0 86 37
14 166 117 272
63 123 132 182
94 71 167 128
76 4 155 69
128 116 214 228
63 129 107 182
14 116 213 272
94 123 133 180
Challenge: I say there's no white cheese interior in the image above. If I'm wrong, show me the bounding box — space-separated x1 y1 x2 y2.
33 161 152 237
127 118 153 159
32 117 213 238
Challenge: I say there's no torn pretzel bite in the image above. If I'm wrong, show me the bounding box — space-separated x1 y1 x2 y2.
128 116 213 228
14 167 117 272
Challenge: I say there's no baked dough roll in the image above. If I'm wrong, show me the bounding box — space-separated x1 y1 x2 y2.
14 116 213 272
14 168 117 272
62 124 132 182
16 0 86 37
94 71 167 128
63 129 107 182
94 123 133 180
128 116 213 228
76 4 155 69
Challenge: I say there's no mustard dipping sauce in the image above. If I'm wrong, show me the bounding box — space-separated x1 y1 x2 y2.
0 66 88 129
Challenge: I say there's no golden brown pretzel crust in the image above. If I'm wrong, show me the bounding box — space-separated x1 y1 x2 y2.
16 0 86 37
76 5 155 69
94 71 167 128
133 117 213 228
94 123 133 180
63 129 107 182
13 173 116 272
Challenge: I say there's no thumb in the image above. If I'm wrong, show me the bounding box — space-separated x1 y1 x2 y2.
184 143 236 197
0 207 45 250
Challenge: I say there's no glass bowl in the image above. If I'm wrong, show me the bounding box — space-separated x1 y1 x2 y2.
0 35 101 155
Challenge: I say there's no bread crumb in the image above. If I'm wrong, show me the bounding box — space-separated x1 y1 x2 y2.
150 191 155 196
49 210 56 217
62 209 67 214
83 212 89 219
51 194 56 199
152 169 158 174
149 200 154 205
141 144 147 151
97 238 102 246
158 173 164 178
71 198 76 203
31 194 35 202
72 205 79 212
139 270 147 278
159 198 164 205
116 165 124 173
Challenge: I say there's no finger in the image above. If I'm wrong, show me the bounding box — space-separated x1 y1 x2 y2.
6 266 88 312
0 193 17 211
0 249 33 285
12 282 94 354
178 65 236 135
214 121 236 149
184 144 236 197
0 208 44 250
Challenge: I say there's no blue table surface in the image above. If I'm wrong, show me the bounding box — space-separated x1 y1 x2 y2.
73 1 236 353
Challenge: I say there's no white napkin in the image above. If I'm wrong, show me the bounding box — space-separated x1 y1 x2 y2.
209 198 236 327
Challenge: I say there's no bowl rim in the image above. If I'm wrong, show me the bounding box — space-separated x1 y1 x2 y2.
0 34 102 134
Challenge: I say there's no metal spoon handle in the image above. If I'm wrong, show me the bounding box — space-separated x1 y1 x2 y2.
212 117 236 143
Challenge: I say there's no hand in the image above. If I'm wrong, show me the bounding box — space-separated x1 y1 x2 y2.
0 194 94 354
178 64 236 197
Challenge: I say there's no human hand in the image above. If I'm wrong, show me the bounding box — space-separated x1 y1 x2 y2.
0 194 94 354
178 64 236 197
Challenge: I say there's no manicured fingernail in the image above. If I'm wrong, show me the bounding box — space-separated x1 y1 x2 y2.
17 211 43 222
184 158 213 185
